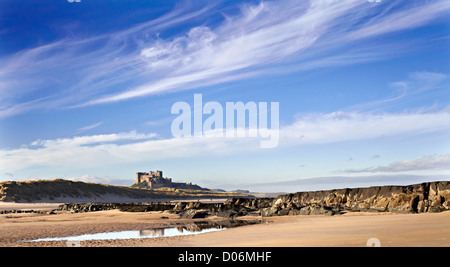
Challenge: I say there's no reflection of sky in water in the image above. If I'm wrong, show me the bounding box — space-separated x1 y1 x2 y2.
28 227 225 242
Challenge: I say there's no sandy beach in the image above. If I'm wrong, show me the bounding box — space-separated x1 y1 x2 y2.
1 203 449 247
178 212 450 247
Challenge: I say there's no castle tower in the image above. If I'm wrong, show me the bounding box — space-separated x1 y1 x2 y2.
136 172 146 184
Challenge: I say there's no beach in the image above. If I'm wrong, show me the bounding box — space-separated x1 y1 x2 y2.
1 202 449 247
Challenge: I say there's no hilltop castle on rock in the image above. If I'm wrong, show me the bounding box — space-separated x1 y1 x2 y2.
135 170 204 190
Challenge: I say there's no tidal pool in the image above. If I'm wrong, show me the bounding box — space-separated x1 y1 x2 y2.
28 225 226 242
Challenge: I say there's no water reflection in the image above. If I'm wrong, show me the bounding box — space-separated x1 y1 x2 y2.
28 224 225 242
139 228 165 237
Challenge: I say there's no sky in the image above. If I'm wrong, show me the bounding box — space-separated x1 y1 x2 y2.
0 0 449 192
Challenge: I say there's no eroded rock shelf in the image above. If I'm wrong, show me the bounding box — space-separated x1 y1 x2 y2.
59 181 450 217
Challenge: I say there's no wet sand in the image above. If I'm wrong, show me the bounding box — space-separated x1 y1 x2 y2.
1 205 449 247
0 202 62 211
0 198 228 211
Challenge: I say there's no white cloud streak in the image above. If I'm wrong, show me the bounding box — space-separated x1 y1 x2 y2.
219 174 450 192
342 154 450 173
75 121 103 134
346 1 450 40
30 131 156 148
348 71 448 111
281 108 450 145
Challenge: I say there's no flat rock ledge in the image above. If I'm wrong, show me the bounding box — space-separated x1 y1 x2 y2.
58 181 450 217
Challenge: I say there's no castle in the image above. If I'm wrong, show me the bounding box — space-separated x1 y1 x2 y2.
135 170 204 190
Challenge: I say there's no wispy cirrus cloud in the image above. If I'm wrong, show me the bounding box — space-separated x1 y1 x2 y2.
0 1 218 116
348 71 448 111
1 0 449 117
345 0 450 40
29 131 156 149
341 154 450 174
75 121 103 134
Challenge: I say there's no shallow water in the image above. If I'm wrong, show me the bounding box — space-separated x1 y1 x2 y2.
28 225 226 242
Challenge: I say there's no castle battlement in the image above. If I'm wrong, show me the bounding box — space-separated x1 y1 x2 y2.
135 170 202 190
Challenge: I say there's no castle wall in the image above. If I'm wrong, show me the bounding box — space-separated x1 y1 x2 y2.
136 170 163 185
136 172 148 184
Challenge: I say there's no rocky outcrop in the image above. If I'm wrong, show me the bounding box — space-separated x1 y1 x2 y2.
179 209 210 219
58 181 450 217
262 181 450 216
0 209 56 215
58 199 272 218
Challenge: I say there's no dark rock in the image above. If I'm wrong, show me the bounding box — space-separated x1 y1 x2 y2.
277 208 290 216
179 209 209 219
55 182 450 219
216 209 238 218
216 208 248 218
261 207 278 217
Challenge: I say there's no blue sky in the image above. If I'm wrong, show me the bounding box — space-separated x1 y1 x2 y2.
0 0 449 192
